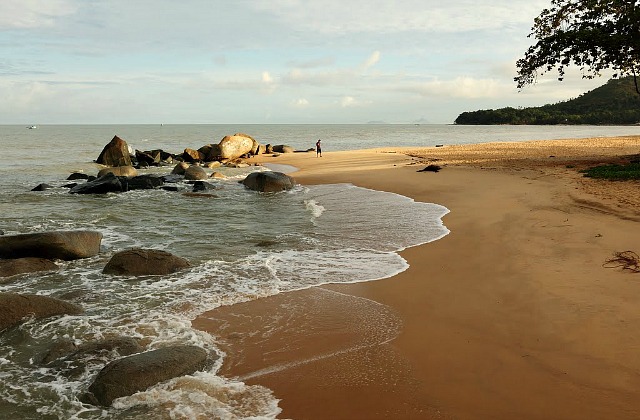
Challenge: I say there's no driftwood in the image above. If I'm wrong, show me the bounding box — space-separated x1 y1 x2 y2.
603 251 640 273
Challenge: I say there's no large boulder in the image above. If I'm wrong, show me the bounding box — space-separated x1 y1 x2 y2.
184 165 207 180
0 231 103 260
97 166 138 178
96 136 132 167
0 293 83 331
242 171 296 192
103 248 190 276
69 173 126 194
218 135 254 160
182 148 205 163
0 257 58 278
82 345 211 406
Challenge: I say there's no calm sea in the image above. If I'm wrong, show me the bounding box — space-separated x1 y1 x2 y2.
1 124 639 419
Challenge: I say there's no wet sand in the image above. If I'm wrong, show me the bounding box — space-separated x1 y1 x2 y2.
194 136 640 419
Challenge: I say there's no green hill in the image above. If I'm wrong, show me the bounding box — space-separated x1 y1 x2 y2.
455 77 640 125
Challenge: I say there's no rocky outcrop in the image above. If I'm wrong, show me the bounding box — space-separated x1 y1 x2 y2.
97 166 138 178
69 173 126 194
96 136 132 167
0 231 103 260
184 165 207 180
242 171 296 192
82 345 211 406
0 293 83 331
182 148 205 163
103 248 190 276
218 135 254 160
0 257 58 278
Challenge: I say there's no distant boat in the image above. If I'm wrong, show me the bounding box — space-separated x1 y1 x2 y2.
26 125 37 129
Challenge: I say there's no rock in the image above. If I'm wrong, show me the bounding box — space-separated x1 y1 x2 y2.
205 161 222 169
82 345 211 406
242 171 296 192
67 172 90 180
161 185 179 192
265 144 273 154
135 150 160 166
171 162 190 175
210 172 226 179
161 174 184 183
103 248 190 276
0 258 58 278
182 148 205 163
191 181 216 192
0 231 103 260
184 165 207 180
97 166 138 178
31 183 53 191
127 175 164 190
182 192 218 198
218 135 254 160
96 136 132 167
69 173 125 194
0 293 83 331
43 337 143 366
255 144 266 155
417 164 442 173
62 183 78 189
205 144 222 161
272 145 294 153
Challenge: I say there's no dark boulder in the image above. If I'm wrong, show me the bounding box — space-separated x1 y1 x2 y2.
161 174 184 184
135 150 160 166
0 257 58 278
127 175 164 190
69 173 125 194
67 172 90 181
182 148 205 163
0 293 83 331
190 181 216 192
31 183 53 191
272 145 294 153
96 136 132 167
42 337 143 365
81 345 211 406
0 231 102 260
242 171 296 192
103 248 190 276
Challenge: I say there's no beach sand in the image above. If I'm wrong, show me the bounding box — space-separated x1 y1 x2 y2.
193 136 640 419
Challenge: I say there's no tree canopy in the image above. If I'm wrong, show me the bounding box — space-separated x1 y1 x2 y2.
515 0 640 94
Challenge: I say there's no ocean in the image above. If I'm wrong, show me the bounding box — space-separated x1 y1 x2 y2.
1 124 639 419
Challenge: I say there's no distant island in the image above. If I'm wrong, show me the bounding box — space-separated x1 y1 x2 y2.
455 77 640 125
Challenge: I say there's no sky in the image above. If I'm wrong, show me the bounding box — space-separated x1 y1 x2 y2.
0 0 615 124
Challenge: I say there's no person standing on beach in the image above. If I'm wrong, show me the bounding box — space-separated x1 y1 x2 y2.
316 139 322 157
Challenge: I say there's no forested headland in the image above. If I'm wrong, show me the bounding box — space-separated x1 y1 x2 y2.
455 77 640 125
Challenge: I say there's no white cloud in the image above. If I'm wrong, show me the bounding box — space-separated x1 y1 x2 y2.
293 98 310 107
362 51 381 70
0 0 77 29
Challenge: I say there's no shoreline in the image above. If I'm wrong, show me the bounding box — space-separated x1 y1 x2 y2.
194 136 640 419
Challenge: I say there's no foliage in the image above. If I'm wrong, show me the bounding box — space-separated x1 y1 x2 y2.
455 76 640 124
580 162 640 179
515 0 640 94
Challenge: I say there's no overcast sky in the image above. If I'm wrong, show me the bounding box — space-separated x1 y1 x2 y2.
0 0 614 124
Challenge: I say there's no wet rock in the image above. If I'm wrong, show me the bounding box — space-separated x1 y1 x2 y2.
184 165 207 180
171 162 190 175
69 173 125 194
42 337 143 366
97 166 138 178
31 183 53 191
242 171 296 193
190 181 216 192
0 231 102 260
96 136 132 167
67 172 90 180
81 345 211 406
127 175 164 190
0 258 58 278
103 248 190 276
0 293 83 331
161 174 184 184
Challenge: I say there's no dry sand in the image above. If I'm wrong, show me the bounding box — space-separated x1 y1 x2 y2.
194 136 640 419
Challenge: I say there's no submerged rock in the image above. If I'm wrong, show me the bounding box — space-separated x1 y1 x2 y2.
82 345 211 406
0 230 103 260
103 248 190 276
0 257 58 278
0 293 83 331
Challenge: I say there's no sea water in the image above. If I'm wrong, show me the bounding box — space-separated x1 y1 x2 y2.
1 124 639 419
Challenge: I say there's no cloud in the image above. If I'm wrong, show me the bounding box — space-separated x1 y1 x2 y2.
362 51 380 70
340 96 371 108
287 57 336 69
0 0 77 29
293 98 309 107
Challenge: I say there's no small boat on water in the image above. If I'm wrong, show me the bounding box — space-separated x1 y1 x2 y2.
26 125 37 129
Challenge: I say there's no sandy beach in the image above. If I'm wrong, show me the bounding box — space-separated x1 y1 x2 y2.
194 136 640 419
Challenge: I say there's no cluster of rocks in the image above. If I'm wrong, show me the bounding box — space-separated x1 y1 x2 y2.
0 231 214 407
33 133 298 194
